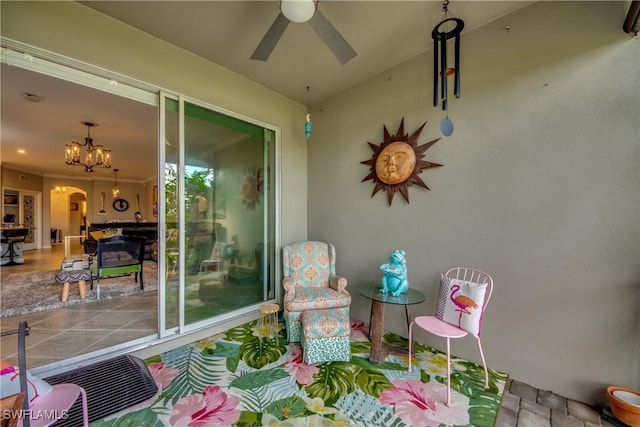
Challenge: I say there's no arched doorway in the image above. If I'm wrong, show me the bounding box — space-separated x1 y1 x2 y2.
49 185 86 253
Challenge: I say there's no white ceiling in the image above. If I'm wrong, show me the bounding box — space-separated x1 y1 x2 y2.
1 1 535 182
1 64 159 183
81 1 535 105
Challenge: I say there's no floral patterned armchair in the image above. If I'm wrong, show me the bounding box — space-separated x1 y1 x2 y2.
282 241 351 342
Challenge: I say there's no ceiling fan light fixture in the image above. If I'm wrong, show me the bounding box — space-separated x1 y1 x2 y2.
252 0 355 64
281 0 317 23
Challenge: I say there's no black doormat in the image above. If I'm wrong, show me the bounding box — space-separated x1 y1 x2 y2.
44 355 158 425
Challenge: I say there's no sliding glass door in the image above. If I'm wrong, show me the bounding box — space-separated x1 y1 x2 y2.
161 95 277 332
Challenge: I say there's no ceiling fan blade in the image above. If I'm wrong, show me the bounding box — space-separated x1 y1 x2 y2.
308 10 357 65
251 12 290 61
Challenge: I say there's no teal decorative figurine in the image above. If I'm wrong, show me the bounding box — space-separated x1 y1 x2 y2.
380 249 409 296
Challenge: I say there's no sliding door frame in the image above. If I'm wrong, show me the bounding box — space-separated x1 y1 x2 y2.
160 93 281 337
2 37 282 364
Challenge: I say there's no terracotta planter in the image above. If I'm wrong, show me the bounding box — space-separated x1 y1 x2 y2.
607 385 640 426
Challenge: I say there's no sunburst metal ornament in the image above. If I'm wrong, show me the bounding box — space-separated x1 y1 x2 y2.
361 118 442 206
241 166 262 210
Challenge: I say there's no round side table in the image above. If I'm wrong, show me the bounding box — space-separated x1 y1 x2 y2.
258 303 280 345
359 283 426 364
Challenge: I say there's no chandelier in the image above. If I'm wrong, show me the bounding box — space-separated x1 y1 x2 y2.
64 122 112 172
112 168 120 199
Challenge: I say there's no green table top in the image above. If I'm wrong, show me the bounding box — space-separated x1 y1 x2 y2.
358 282 426 306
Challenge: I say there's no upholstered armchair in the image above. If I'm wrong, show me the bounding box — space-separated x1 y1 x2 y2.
282 241 351 342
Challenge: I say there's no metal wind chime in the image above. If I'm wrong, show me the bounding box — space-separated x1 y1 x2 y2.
432 0 464 136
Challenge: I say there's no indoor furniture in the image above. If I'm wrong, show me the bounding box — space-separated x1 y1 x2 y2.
83 222 158 260
55 269 90 302
408 267 494 406
89 235 146 299
1 322 89 427
359 283 425 364
300 306 351 364
0 227 28 266
258 303 280 345
57 254 92 302
282 241 351 343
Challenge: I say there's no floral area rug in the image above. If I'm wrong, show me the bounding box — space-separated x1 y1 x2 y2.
0 261 158 318
93 318 508 427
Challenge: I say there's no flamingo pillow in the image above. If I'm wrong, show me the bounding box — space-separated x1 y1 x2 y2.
0 359 52 404
435 275 488 337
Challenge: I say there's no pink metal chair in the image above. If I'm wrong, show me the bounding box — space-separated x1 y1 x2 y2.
19 383 89 427
5 322 90 427
408 267 494 406
199 241 227 272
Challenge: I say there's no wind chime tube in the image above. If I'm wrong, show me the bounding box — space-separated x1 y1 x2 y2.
454 33 461 98
440 34 447 111
433 37 439 107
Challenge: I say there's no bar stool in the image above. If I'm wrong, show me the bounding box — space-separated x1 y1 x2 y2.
1 228 28 265
258 303 280 345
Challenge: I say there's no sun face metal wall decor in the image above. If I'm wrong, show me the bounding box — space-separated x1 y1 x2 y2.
361 118 442 205
241 166 263 210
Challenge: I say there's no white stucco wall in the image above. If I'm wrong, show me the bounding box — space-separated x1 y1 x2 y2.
308 1 639 405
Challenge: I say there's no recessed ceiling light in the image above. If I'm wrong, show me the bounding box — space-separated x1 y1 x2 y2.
22 92 42 103
17 149 26 154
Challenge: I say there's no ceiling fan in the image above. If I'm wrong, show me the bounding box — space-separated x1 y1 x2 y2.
251 0 357 65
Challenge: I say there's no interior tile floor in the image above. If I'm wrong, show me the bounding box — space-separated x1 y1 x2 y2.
0 242 68 279
1 243 158 367
0 291 158 368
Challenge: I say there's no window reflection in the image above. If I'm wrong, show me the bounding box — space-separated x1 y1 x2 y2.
164 100 274 327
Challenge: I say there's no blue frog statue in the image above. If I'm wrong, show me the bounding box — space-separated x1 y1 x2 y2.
380 249 409 296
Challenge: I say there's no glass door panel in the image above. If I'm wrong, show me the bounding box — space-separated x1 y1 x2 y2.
163 97 180 330
182 101 273 325
263 128 276 301
161 94 276 330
